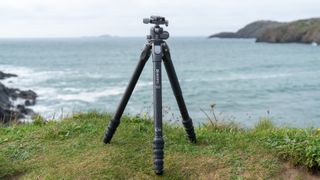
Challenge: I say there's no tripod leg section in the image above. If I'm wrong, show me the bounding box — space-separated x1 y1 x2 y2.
103 43 152 144
153 43 164 175
162 43 197 143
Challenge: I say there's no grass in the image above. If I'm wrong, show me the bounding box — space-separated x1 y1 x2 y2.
0 112 319 179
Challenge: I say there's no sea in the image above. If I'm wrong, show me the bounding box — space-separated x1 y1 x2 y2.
0 37 319 127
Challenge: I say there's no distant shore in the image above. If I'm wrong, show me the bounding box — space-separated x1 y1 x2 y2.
209 18 320 45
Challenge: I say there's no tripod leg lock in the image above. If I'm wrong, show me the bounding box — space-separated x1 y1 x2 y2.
103 119 120 144
140 43 152 62
182 118 197 143
153 137 164 175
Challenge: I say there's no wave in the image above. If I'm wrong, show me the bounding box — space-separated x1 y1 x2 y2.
136 81 153 87
1 65 130 118
1 65 71 88
56 87 125 102
185 73 292 82
1 65 118 88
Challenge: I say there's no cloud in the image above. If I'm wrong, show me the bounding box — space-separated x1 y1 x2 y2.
0 0 319 37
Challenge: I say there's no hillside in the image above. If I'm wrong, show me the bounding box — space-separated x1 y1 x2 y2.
210 18 320 44
1 112 319 179
256 18 320 44
209 21 284 39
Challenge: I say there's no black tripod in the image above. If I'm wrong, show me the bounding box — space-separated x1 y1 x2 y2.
103 16 197 175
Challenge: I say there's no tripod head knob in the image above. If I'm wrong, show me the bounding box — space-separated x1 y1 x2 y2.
143 16 168 26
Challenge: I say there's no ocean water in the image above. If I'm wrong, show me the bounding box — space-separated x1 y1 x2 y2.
0 37 319 127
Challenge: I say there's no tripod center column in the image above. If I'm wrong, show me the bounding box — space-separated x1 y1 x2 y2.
152 41 164 175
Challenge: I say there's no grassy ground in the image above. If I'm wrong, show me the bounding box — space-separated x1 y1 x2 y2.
0 112 319 179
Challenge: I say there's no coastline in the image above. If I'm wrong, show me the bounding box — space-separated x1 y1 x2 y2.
209 18 320 45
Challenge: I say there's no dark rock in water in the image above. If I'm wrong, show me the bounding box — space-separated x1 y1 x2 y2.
0 71 37 123
0 108 19 123
0 83 17 123
25 100 35 106
0 83 11 108
0 71 17 80
7 89 37 101
16 105 35 117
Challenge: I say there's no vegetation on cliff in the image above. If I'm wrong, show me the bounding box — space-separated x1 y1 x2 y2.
257 18 320 44
210 18 320 44
1 112 319 179
209 20 284 39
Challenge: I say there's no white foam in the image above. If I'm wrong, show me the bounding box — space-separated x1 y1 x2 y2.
82 73 103 79
56 86 125 102
136 81 153 87
33 87 58 99
62 87 83 93
1 65 33 77
32 104 51 113
19 115 33 123
9 97 27 107
1 65 73 90
185 73 292 82
223 73 291 81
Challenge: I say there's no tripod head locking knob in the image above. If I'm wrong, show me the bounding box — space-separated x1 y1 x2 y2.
143 16 168 26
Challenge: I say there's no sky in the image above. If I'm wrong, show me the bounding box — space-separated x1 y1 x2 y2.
0 0 319 37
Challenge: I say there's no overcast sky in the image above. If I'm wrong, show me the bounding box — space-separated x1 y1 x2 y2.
0 0 319 37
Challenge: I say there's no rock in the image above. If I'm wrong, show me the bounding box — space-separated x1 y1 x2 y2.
0 71 17 80
7 89 37 101
17 105 35 117
0 71 37 123
0 83 11 109
0 108 19 123
25 100 35 106
0 83 18 122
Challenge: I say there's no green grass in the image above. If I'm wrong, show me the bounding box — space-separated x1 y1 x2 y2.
0 112 319 179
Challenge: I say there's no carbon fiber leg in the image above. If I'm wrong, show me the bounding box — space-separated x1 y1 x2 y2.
162 43 197 143
103 43 152 144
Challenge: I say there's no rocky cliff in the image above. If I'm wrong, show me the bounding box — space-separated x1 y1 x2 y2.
256 18 320 44
0 71 37 123
210 18 320 44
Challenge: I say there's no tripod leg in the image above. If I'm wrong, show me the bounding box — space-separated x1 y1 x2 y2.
162 43 197 143
103 43 152 144
152 42 164 175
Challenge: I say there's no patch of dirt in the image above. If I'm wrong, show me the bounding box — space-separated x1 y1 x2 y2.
280 163 320 180
3 171 25 180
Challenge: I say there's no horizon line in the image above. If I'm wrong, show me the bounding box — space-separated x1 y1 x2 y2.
0 35 209 39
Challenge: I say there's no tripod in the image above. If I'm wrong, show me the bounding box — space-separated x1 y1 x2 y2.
103 16 197 175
